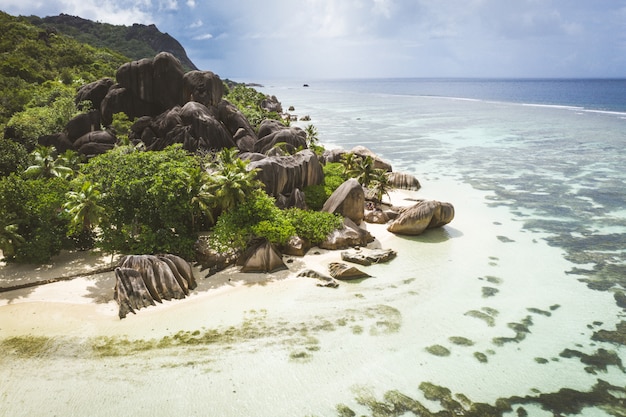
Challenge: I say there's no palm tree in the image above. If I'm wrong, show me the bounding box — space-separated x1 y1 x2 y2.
203 149 262 214
63 180 105 238
370 169 392 204
24 146 74 179
346 155 377 188
0 214 25 260
190 171 216 228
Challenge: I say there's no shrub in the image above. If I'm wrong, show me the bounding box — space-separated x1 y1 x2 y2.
80 145 202 258
304 162 346 210
0 174 70 263
283 209 343 244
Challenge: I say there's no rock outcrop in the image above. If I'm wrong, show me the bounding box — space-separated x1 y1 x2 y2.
183 70 224 107
387 200 455 235
254 122 307 155
328 262 371 280
114 254 196 319
322 179 365 224
322 146 392 172
387 172 421 191
319 217 374 250
237 240 287 273
248 149 323 198
341 248 397 266
297 269 339 288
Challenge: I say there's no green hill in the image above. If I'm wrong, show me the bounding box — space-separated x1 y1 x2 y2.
0 11 130 126
28 14 198 72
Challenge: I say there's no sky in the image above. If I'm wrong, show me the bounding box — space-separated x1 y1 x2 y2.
2 0 626 80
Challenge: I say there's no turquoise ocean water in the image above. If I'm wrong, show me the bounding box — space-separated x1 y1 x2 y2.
258 78 626 415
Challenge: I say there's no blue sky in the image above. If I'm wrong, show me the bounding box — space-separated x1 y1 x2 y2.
2 0 625 80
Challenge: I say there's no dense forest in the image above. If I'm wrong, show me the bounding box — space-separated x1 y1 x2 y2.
0 11 385 265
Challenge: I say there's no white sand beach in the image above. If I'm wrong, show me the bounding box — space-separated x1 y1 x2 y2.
0 181 622 417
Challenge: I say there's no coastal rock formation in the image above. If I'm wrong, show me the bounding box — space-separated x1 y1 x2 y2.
217 99 257 152
341 248 397 266
328 262 371 280
194 237 239 276
282 235 311 257
322 146 393 172
183 70 224 107
364 208 390 224
254 123 307 155
297 269 339 288
322 178 365 224
237 240 287 273
387 200 455 235
114 254 196 319
319 217 374 250
75 78 114 111
387 172 421 191
248 149 323 197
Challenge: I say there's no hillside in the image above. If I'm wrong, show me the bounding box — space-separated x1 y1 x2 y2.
28 14 198 72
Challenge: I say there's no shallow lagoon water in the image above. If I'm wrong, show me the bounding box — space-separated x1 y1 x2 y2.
1 80 625 416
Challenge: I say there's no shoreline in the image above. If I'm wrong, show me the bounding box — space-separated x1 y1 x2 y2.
0 188 422 338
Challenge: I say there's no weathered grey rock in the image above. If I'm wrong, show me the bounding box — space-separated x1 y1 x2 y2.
114 254 196 319
217 100 257 152
319 217 374 250
249 149 323 197
104 53 184 125
254 126 307 155
73 130 117 149
387 200 455 235
350 145 392 172
194 237 239 276
77 141 115 156
237 240 287 273
321 179 365 224
183 70 224 107
277 188 307 210
328 262 371 280
322 146 392 172
297 269 339 288
260 95 282 113
38 133 74 153
75 78 114 111
66 110 101 142
281 235 311 257
340 248 397 266
364 209 390 224
101 85 153 126
257 119 286 139
387 171 421 190
179 101 236 151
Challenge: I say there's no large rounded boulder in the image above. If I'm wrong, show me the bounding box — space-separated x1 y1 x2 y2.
321 178 365 225
387 200 455 235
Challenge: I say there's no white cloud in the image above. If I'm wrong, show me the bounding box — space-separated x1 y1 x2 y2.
186 0 196 8
189 19 203 28
192 33 213 40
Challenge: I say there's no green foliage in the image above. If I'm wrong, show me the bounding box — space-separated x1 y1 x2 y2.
304 124 324 155
304 162 347 210
210 190 290 252
23 146 74 180
0 11 127 126
224 84 283 129
0 139 28 177
63 180 105 236
283 209 343 244
6 83 79 150
80 145 202 258
200 148 263 215
0 174 70 263
110 112 134 145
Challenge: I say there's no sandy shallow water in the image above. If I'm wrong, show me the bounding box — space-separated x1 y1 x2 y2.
1 179 623 417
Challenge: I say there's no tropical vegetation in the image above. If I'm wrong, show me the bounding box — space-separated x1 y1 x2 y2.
0 11 392 265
